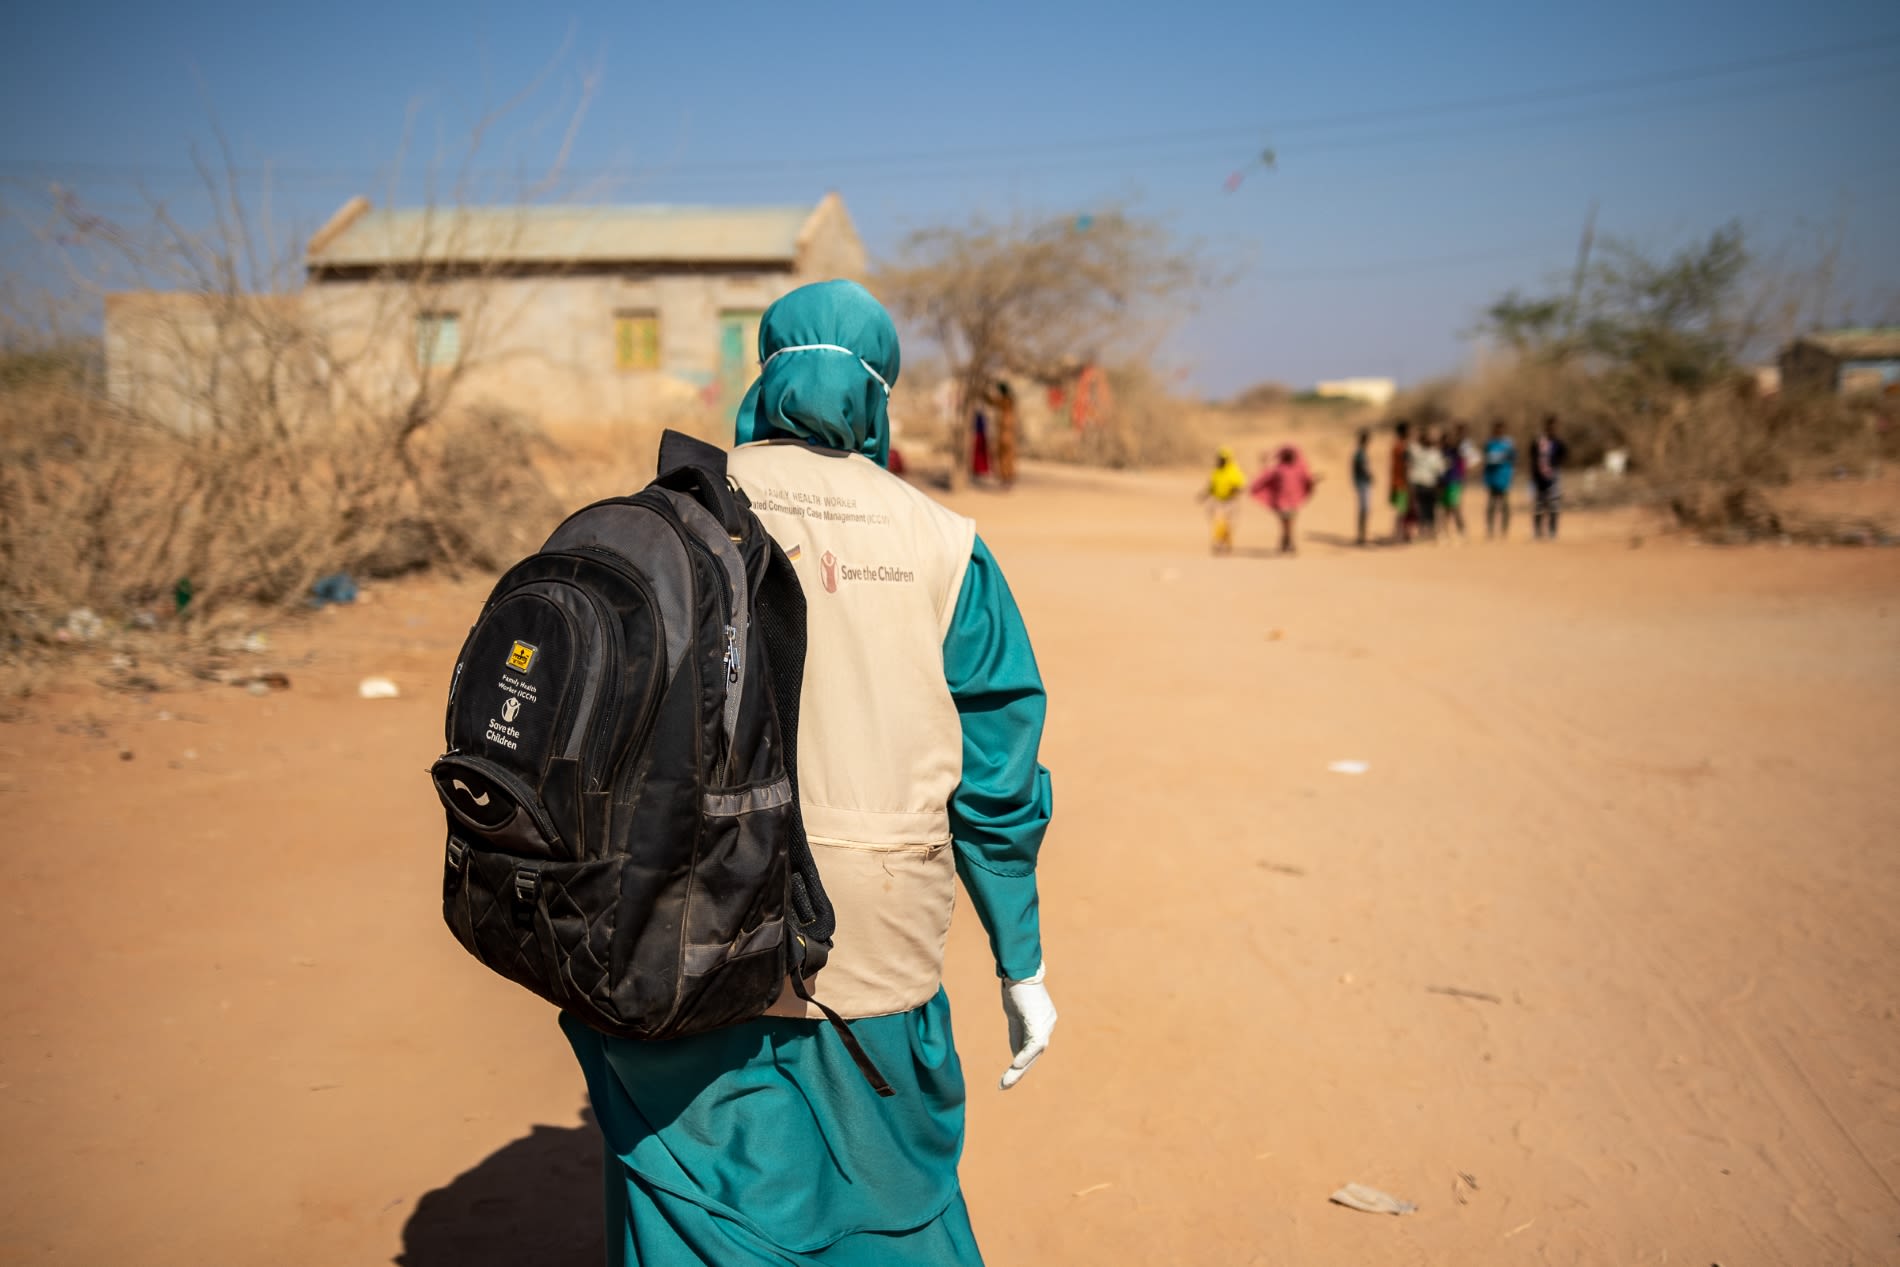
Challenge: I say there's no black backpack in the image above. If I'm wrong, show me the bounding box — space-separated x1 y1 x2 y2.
430 431 891 1095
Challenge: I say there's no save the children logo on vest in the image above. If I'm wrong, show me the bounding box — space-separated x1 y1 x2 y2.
501 696 521 723
813 550 917 595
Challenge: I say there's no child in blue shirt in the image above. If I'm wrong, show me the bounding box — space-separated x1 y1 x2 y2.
1482 420 1517 539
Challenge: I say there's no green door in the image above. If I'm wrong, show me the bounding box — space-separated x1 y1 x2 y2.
718 310 763 410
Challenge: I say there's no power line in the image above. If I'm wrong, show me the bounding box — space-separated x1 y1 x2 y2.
1252 31 1900 136
1247 56 1900 161
630 30 1900 173
605 57 1900 193
633 57 1900 190
1253 241 1568 282
1 36 1895 192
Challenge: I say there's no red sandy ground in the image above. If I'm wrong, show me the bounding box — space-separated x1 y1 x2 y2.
3 445 1898 1265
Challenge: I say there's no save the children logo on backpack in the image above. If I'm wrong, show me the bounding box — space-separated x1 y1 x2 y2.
486 648 541 750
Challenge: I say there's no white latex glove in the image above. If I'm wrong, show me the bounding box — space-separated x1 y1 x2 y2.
999 963 1057 1090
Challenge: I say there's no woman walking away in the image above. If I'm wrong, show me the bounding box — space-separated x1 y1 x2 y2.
1201 446 1247 554
1251 444 1319 555
1351 428 1373 546
564 280 1058 1266
1482 419 1516 538
970 405 993 481
987 381 1020 489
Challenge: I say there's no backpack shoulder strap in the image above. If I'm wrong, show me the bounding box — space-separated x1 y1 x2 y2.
754 539 831 947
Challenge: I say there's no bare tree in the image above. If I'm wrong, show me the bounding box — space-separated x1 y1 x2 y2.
0 62 598 641
876 210 1209 483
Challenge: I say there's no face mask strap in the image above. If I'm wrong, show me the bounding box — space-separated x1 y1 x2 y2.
760 343 891 396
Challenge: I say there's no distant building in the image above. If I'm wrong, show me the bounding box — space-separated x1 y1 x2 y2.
1778 328 1900 396
1312 377 1396 408
105 195 867 430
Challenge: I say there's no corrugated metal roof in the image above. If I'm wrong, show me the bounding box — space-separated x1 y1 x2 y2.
306 203 818 267
1793 327 1900 360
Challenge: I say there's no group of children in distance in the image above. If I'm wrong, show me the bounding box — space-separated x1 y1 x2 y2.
1376 414 1569 546
1200 414 1570 554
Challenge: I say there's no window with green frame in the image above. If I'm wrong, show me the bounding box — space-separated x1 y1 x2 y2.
614 312 661 371
415 312 460 369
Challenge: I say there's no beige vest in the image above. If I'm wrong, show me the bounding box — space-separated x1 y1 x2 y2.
727 441 976 1019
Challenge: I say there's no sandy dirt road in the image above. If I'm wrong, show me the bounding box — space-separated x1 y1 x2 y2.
3 445 1898 1265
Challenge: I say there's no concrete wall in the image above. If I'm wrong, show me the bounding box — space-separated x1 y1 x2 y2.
304 268 800 429
106 202 871 433
104 293 318 432
1314 376 1396 407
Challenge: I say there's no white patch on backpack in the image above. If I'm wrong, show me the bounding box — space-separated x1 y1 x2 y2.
485 672 537 749
498 672 539 706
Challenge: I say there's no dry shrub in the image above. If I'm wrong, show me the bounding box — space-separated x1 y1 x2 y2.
1226 380 1293 411
1668 483 1894 546
1020 364 1226 469
1385 362 1625 467
376 404 565 577
0 371 563 647
533 412 710 510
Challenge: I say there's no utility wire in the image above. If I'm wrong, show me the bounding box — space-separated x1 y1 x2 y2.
1 37 1894 191
1253 241 1568 282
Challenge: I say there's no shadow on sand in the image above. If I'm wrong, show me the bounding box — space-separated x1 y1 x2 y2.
1303 531 1398 549
396 1110 604 1267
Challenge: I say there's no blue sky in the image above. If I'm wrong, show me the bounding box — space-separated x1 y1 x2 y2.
3 0 1897 394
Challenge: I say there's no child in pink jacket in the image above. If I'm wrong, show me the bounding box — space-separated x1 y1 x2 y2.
1250 445 1319 555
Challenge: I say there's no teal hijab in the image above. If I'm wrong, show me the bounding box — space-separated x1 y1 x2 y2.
734 279 900 468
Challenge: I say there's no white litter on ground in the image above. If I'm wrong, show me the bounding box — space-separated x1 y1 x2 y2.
1326 760 1371 775
357 677 401 700
1330 1183 1416 1215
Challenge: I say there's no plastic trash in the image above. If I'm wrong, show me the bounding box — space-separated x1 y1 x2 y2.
230 672 290 693
1330 1184 1416 1216
310 572 359 608
358 677 400 700
58 607 103 643
1326 760 1370 775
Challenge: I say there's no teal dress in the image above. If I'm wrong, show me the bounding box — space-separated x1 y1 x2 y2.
562 535 1053 1266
